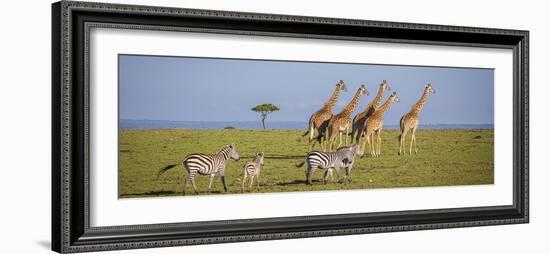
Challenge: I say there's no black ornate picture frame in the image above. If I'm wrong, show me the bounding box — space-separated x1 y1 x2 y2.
51 1 529 253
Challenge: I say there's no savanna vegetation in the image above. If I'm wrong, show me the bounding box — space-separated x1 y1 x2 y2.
119 128 493 198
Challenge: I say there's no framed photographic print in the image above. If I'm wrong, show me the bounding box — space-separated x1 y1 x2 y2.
51 1 529 253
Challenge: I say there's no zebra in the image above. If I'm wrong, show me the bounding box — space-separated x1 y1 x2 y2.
296 144 364 185
241 152 265 192
157 144 239 195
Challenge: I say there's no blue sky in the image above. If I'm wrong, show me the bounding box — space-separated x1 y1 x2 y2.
119 55 494 125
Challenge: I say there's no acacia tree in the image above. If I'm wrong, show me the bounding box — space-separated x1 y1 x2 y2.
251 104 280 130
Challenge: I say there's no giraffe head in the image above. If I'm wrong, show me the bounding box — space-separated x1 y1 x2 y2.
337 80 347 92
256 152 265 165
227 144 240 161
426 83 436 94
390 91 400 103
381 80 392 91
359 84 370 96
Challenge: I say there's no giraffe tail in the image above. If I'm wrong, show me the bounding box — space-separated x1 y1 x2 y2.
398 116 405 141
302 114 314 137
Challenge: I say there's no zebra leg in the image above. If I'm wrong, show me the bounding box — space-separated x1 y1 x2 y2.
323 170 330 185
220 175 228 192
241 175 247 193
334 166 342 183
345 164 353 183
190 175 199 195
183 174 190 195
256 175 261 190
207 174 215 194
346 167 351 183
248 175 255 191
306 167 315 185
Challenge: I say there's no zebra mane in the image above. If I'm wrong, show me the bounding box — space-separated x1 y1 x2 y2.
336 146 352 151
253 153 264 164
217 145 232 160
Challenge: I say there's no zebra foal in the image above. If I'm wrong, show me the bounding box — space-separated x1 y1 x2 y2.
296 144 364 185
157 144 240 195
241 152 265 192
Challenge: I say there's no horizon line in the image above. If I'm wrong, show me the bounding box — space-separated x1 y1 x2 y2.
121 119 494 126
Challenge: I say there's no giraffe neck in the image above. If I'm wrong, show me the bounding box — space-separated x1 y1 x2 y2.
411 88 430 114
340 88 363 117
320 86 342 112
371 85 386 108
363 85 385 112
374 96 396 116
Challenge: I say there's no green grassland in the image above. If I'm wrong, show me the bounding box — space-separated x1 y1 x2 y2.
119 129 493 198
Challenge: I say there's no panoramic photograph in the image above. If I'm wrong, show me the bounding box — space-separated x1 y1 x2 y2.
118 54 494 198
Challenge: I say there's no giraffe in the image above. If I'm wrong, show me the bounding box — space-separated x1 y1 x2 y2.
350 80 391 144
360 91 400 157
398 84 435 155
326 85 369 151
303 80 347 151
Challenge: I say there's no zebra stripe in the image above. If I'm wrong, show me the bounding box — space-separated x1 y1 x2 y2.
181 145 239 194
242 152 265 192
298 144 363 185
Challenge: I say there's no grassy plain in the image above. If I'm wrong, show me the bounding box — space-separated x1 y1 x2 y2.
119 129 493 198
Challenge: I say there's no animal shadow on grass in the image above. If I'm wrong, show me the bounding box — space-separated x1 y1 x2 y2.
234 155 302 160
122 190 231 197
275 179 321 186
122 190 177 197
265 155 304 160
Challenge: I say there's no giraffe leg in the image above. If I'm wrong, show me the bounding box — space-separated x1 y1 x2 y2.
309 125 315 143
409 129 414 155
337 131 343 149
345 126 349 145
330 131 339 151
320 138 326 152
319 129 330 152
327 126 336 151
360 135 368 158
376 128 383 157
355 122 364 144
365 133 374 157
412 125 418 154
399 128 409 156
370 132 376 157
360 129 371 158
309 141 315 152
